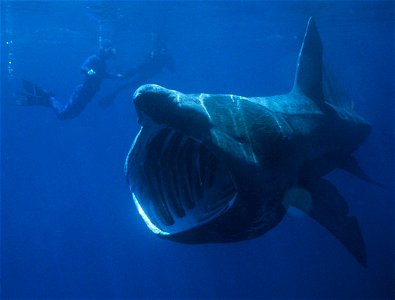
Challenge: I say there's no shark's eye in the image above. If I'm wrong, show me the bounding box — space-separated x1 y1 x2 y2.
126 127 237 235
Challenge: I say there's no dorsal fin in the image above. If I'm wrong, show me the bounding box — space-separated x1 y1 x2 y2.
292 17 324 104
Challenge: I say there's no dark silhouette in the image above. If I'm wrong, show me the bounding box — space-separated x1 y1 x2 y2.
15 39 124 119
98 35 175 108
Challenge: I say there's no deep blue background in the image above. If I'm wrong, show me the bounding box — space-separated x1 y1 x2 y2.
1 1 394 299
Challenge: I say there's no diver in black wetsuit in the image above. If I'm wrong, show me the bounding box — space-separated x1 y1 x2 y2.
15 39 124 120
98 35 175 108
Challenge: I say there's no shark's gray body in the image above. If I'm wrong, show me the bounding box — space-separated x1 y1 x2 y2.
125 18 372 266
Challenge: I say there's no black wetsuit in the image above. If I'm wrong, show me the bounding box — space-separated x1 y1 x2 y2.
50 53 119 119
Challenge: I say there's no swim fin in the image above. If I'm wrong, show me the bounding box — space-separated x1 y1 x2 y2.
13 80 52 107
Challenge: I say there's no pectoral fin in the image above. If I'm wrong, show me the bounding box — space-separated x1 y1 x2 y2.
288 178 367 267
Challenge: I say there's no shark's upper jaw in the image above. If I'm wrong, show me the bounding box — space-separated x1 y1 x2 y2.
133 84 178 128
126 125 238 235
133 84 212 137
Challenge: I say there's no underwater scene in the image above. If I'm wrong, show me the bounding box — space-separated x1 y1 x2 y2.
1 1 394 299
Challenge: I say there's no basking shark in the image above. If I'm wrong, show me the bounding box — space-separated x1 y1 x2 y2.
125 17 373 266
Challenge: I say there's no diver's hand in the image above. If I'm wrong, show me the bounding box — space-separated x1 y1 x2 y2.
87 69 96 76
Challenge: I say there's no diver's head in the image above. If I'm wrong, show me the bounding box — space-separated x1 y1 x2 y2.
99 39 116 59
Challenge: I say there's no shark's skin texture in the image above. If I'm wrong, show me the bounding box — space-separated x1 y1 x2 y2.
125 18 372 266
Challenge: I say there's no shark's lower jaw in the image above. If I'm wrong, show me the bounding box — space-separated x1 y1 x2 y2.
126 126 237 235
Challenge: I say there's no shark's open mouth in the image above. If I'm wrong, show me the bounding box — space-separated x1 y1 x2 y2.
126 126 237 235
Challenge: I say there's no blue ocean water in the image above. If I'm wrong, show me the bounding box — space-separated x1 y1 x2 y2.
1 1 394 299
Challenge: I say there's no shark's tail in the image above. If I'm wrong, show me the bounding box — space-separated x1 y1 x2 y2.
289 17 381 267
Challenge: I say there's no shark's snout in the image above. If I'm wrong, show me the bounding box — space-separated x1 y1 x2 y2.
133 84 212 135
133 84 180 127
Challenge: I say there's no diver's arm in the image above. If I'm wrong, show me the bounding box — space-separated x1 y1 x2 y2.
81 55 99 75
105 72 125 79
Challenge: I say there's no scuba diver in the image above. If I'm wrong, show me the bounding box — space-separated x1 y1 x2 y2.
98 33 176 108
15 39 124 120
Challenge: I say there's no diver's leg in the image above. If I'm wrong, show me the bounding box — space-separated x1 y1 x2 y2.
14 81 96 120
52 84 96 120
